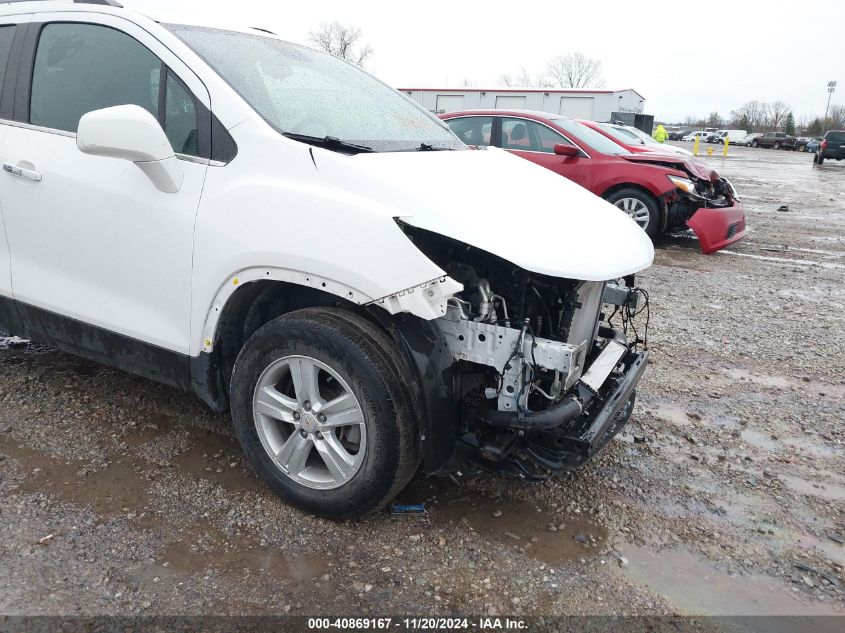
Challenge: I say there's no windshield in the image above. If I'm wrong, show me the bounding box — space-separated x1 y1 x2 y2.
166 25 463 152
595 123 645 146
626 127 661 146
551 118 631 155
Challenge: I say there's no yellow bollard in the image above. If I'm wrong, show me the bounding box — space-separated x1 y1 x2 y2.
707 145 714 156
723 136 729 157
693 137 700 156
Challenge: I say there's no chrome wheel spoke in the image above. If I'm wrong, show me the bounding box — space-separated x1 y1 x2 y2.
254 386 298 423
314 434 355 482
317 394 363 427
615 198 649 230
276 431 312 476
289 357 321 405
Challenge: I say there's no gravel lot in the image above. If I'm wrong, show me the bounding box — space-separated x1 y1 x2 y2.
1 145 843 624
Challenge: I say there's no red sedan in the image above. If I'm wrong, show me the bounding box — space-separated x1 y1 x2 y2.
441 110 746 254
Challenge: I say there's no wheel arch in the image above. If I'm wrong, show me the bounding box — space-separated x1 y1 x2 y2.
189 276 462 476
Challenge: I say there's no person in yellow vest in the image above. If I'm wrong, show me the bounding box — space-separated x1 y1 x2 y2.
652 124 668 143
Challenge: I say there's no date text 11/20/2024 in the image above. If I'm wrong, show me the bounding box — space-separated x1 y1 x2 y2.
308 617 528 630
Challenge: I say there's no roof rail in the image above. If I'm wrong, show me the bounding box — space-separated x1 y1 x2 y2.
2 1 124 7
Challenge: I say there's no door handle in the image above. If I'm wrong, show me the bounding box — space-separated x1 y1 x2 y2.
3 163 42 182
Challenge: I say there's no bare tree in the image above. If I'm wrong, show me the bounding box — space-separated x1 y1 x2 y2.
765 101 790 131
307 22 373 67
546 52 605 89
732 100 766 131
825 104 845 130
497 66 553 88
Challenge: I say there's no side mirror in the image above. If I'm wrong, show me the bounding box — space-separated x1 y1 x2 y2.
77 105 183 194
554 143 580 157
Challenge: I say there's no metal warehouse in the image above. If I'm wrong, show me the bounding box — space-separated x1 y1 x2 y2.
400 87 646 122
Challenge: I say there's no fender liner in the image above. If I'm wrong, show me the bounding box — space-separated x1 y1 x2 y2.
369 310 461 475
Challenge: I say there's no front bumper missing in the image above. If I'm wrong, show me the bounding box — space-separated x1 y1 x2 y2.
686 202 747 254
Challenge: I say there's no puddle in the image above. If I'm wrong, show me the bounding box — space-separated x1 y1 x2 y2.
0 440 150 515
399 478 607 566
780 474 845 502
621 544 844 620
152 526 331 590
651 403 696 427
123 413 177 447
741 430 780 452
172 429 263 493
724 367 845 397
780 437 843 459
725 368 792 390
125 414 264 493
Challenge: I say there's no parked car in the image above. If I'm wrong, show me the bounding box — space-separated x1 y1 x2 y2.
794 137 815 152
742 133 764 147
682 131 709 142
709 130 748 145
814 130 845 164
0 1 659 519
669 130 692 141
751 132 796 150
579 121 694 157
805 137 823 153
441 110 746 252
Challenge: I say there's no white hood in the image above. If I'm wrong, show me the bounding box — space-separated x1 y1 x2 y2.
318 147 654 282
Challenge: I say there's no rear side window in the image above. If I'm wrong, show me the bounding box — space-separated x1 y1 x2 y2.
446 116 492 146
30 23 160 132
0 25 16 95
826 131 845 142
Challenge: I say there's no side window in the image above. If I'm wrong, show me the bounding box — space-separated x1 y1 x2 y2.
164 70 198 156
0 25 16 96
502 118 566 153
446 116 492 146
535 123 570 152
30 23 161 132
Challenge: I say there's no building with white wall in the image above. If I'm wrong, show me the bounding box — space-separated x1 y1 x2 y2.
399 87 646 122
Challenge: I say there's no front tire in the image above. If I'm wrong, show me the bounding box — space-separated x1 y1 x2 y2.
230 308 419 519
751 140 759 148
773 141 781 150
605 188 661 239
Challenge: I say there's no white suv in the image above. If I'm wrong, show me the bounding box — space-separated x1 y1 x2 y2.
0 0 654 518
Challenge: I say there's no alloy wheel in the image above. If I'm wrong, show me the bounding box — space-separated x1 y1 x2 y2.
614 197 651 230
252 355 367 490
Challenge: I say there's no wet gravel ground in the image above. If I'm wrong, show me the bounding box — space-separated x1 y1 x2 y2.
0 145 843 622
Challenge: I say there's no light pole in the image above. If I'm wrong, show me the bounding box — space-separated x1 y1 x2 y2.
823 81 836 132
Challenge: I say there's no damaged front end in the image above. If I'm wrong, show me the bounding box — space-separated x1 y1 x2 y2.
399 227 650 480
663 171 746 254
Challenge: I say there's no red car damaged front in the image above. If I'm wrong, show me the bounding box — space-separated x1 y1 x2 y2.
622 153 746 254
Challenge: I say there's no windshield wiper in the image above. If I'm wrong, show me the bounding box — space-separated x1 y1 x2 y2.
416 143 453 151
282 133 373 154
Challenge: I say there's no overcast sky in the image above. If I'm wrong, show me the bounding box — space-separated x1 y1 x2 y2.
126 0 843 123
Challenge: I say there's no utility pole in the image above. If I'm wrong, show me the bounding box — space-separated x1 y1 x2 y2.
823 81 836 133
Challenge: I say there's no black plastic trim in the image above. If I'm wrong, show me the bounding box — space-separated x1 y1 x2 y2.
13 301 191 390
0 293 23 334
0 22 24 120
370 311 461 475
